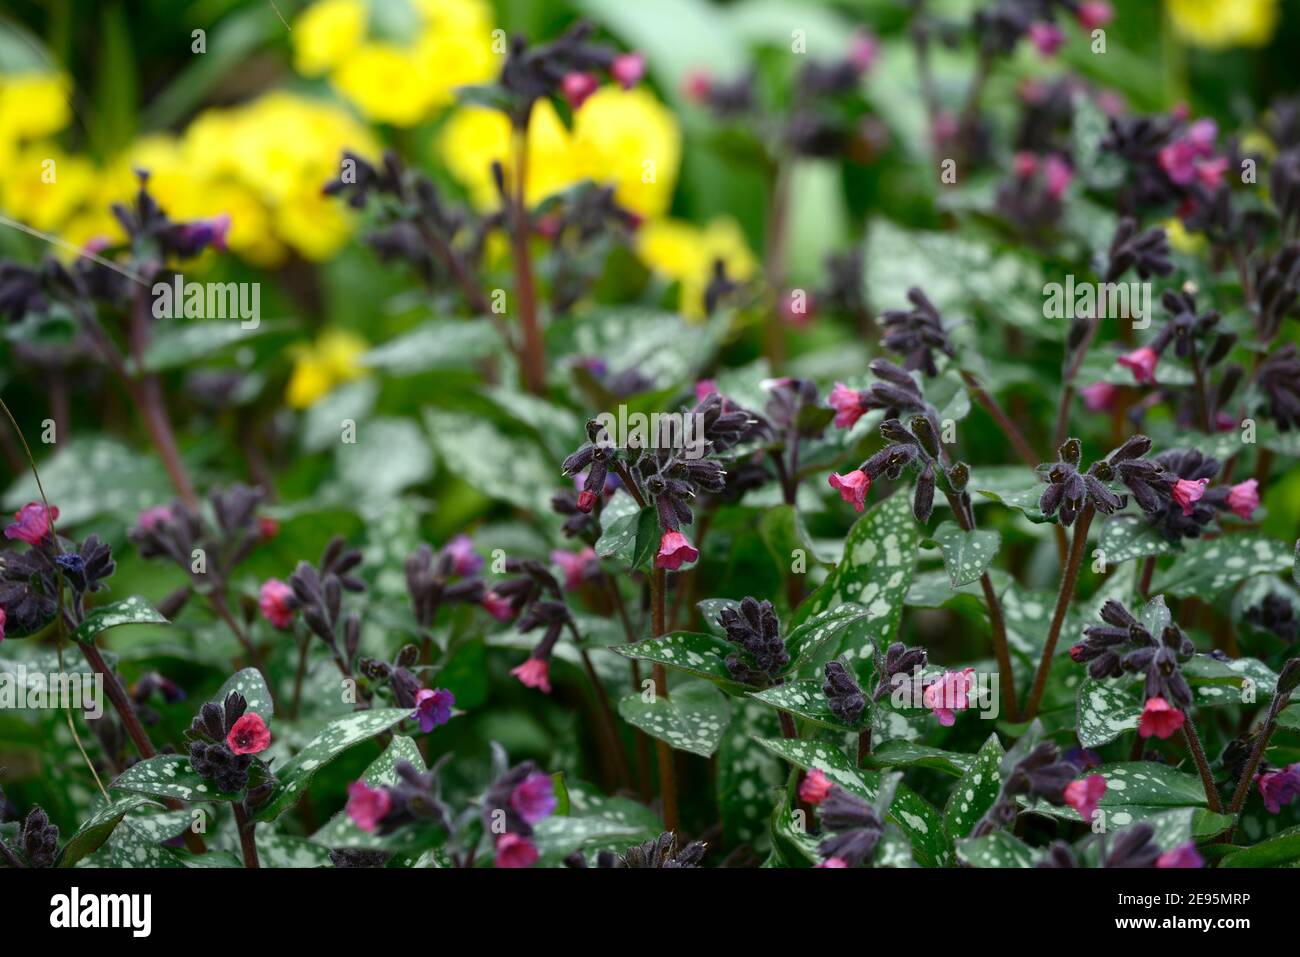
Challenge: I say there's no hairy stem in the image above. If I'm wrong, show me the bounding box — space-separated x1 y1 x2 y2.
649 567 679 832
1182 716 1223 813
510 121 547 395
1024 505 1095 720
232 802 260 868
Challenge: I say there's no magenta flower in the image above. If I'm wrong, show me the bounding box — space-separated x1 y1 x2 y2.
848 31 879 73
258 578 296 629
0 606 6 644
346 781 392 833
1138 696 1185 739
655 530 699 570
1117 346 1159 384
576 489 598 513
511 657 552 694
1027 22 1064 57
798 769 833 805
4 502 58 545
684 69 712 103
828 383 867 429
1255 763 1300 814
412 687 455 732
1077 1 1114 30
1043 155 1073 200
1158 119 1222 186
610 52 646 89
137 505 173 532
1227 479 1260 521
1013 151 1039 178
931 111 959 145
816 857 848 868
551 546 598 590
510 771 558 824
226 713 271 755
444 534 482 576
1080 382 1118 412
923 668 975 726
694 379 718 401
1156 842 1204 869
828 470 870 512
482 591 517 621
1171 478 1209 517
562 72 599 109
494 832 539 868
1063 774 1107 822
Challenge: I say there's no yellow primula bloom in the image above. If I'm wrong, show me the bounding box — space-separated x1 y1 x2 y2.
1166 0 1279 50
1163 217 1206 255
572 87 681 219
638 217 757 320
411 19 497 111
0 145 96 233
332 42 438 127
292 0 367 77
0 73 71 142
286 330 369 409
276 184 354 261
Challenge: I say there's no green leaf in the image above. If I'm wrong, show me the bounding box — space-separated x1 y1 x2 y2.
868 741 973 777
56 796 160 867
1153 535 1295 598
143 320 282 372
335 417 433 501
531 815 649 862
3 437 172 526
256 833 336 868
1076 677 1143 748
927 520 1000 587
1093 761 1208 808
1099 516 1179 565
424 409 556 514
618 679 731 757
111 755 241 803
1220 825 1300 868
609 631 741 689
785 604 870 671
717 701 784 848
360 319 499 375
257 708 413 821
73 596 167 644
748 678 866 731
944 733 1004 840
593 492 642 561
956 831 1037 868
974 484 1053 523
212 668 273 719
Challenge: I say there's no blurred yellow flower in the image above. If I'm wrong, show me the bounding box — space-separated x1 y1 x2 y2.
1163 217 1206 255
1166 0 1279 50
438 101 578 208
572 87 680 219
332 42 437 127
286 330 369 409
292 0 367 77
638 217 757 320
0 145 96 233
0 73 71 142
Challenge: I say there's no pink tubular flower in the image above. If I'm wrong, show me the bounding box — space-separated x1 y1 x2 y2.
816 857 848 868
1195 154 1228 189
1063 774 1107 822
444 534 482 576
1171 478 1209 517
655 530 699 570
1227 479 1260 521
684 69 712 103
828 470 870 512
552 546 597 590
346 781 392 833
1043 155 1073 200
923 668 975 726
1159 119 1222 187
5 502 58 545
561 72 600 109
1080 382 1118 412
413 687 455 732
799 769 833 805
576 489 598 513
512 657 552 694
1156 842 1204 869
1013 151 1039 178
781 289 815 327
1027 22 1064 56
1255 763 1300 814
510 771 559 824
257 515 280 540
137 505 173 532
1117 346 1159 384
848 31 879 74
828 383 867 429
694 379 718 402
1077 1 1114 30
258 578 296 629
226 712 271 755
482 591 517 621
1138 696 1185 739
610 52 646 89
495 832 539 868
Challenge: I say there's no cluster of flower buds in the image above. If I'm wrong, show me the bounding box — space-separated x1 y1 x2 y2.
1 806 60 867
997 150 1073 239
535 184 642 315
1 503 64 636
1037 435 1170 526
803 777 885 868
404 537 486 629
184 691 271 794
478 557 578 694
357 644 455 733
1102 109 1229 219
1257 344 1300 432
479 760 559 868
971 739 1078 838
879 288 956 378
830 408 953 523
1070 600 1196 713
717 597 790 686
872 641 929 702
1143 448 1259 542
130 671 187 726
1037 821 1201 868
823 660 866 724
565 830 707 868
491 21 644 119
110 170 231 263
346 760 454 840
286 536 367 668
1245 592 1298 643
1104 217 1174 283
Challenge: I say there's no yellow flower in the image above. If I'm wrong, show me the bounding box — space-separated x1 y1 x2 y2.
292 0 367 77
0 145 96 233
572 87 681 219
411 18 497 111
331 42 439 127
438 101 580 209
0 73 71 142
1166 0 1279 50
638 217 756 320
1163 217 1206 255
286 330 369 409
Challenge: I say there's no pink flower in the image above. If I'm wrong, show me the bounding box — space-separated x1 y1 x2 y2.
1117 346 1159 384
1013 151 1039 178
413 687 455 732
1076 1 1114 30
828 383 867 429
0 606 6 644
799 769 833 805
1158 119 1221 187
137 505 173 531
655 530 699 570
931 111 959 145
1043 155 1073 200
828 470 870 512
1195 154 1228 189
510 771 558 824
561 72 600 109
923 668 975 726
848 32 879 73
258 578 296 629
816 857 848 868
482 591 517 621
257 516 279 540
4 502 58 545
1063 774 1107 822
346 781 392 833
1027 22 1064 57
495 832 539 868
512 657 552 694
576 489 598 513
684 69 712 102
551 546 597 590
695 379 718 402
1227 479 1260 521
226 712 271 755
1171 478 1209 517
1080 382 1118 412
444 534 482 576
1156 842 1204 868
1138 696 1185 739
1255 763 1300 814
780 289 815 327
610 52 646 89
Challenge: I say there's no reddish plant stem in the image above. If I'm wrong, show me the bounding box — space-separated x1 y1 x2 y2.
857 729 872 766
232 802 260 868
649 567 679 833
1024 505 1095 720
1182 716 1223 813
510 122 547 395
209 591 279 716
1228 688 1293 817
572 627 632 791
959 370 1039 470
1138 555 1156 599
129 290 198 508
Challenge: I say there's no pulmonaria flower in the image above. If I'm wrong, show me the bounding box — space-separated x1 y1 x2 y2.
823 660 866 725
551 546 598 590
1102 822 1162 868
799 769 834 805
1080 382 1118 412
412 688 454 732
16 806 59 868
718 597 790 685
828 470 869 512
684 69 712 103
880 287 955 377
137 505 174 532
1138 696 1185 739
1077 1 1114 30
1227 479 1260 520
1038 435 1161 527
1118 346 1159 384
1104 218 1173 281
0 606 6 644
1074 599 1196 710
1027 22 1065 57
610 51 646 89
817 857 848 869
1042 155 1073 199
258 578 297 629
482 591 517 621
923 668 975 726
226 712 271 755
1157 842 1205 868
510 771 558 825
561 71 600 109
816 786 884 868
257 516 279 540
511 656 552 694
1255 763 1300 814
1170 477 1209 516
873 641 928 701
443 534 482 577
4 502 58 545
346 781 392 833
848 31 879 73
1158 119 1223 187
655 530 699 570
828 383 869 428
1063 774 1107 823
